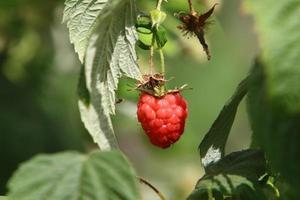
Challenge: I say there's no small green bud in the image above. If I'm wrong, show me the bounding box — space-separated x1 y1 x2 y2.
150 9 166 27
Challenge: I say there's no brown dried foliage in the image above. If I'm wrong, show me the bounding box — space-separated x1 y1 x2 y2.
177 4 218 60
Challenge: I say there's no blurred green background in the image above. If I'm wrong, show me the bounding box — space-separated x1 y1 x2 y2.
0 0 258 199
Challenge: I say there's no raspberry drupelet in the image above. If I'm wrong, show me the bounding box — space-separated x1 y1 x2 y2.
137 92 188 148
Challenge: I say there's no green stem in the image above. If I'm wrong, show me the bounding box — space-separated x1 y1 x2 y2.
156 0 164 10
159 49 165 75
267 181 280 197
159 49 166 93
149 34 156 74
149 47 154 74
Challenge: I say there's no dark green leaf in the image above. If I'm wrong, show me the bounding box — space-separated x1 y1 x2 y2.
136 40 151 50
247 61 300 197
187 174 267 200
244 0 300 196
78 65 90 106
153 26 168 49
199 77 248 168
187 148 268 200
205 149 266 181
8 150 140 200
188 188 223 200
136 14 152 30
277 181 300 200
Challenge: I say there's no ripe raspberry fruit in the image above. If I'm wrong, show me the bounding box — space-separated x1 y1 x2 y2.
137 92 188 148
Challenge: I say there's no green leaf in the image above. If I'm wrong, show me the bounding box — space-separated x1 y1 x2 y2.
0 196 7 200
135 14 168 50
136 15 152 30
244 0 300 114
187 175 266 200
247 61 300 196
244 0 300 196
64 0 142 150
204 149 266 181
136 40 151 50
153 26 168 49
245 0 300 195
63 0 107 62
135 16 152 50
199 77 248 168
150 9 166 27
8 150 140 200
187 149 268 200
78 65 90 106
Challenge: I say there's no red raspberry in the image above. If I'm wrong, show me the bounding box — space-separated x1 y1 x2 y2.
137 92 188 148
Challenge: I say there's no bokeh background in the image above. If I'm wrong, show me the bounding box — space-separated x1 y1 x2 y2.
0 0 258 199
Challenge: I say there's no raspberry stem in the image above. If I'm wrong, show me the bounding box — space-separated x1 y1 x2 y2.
149 35 155 74
149 0 166 75
156 0 166 88
159 49 165 75
139 177 167 200
156 0 164 11
159 49 166 93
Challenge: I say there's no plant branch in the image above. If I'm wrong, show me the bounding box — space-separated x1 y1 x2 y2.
159 49 165 75
159 49 166 92
149 35 156 74
187 0 196 15
139 177 167 200
156 0 164 11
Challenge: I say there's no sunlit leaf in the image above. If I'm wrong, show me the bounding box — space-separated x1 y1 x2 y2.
63 0 107 62
64 0 142 150
244 0 300 114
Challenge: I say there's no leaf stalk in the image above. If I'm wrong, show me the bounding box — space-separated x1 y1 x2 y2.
139 177 167 200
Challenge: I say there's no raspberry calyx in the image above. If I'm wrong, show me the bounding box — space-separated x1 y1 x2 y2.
136 74 188 97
